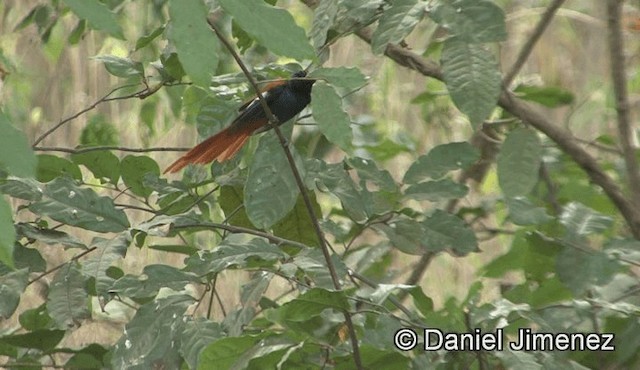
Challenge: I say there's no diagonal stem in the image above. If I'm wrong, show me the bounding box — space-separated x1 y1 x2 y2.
206 17 363 370
503 0 567 87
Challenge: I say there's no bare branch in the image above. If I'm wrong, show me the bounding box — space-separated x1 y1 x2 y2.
33 146 190 154
32 84 141 147
503 0 567 87
606 0 640 211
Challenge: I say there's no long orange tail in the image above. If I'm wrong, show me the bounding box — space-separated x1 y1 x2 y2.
164 126 252 174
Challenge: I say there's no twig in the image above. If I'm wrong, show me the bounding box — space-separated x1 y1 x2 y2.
172 221 309 250
33 146 190 154
32 84 141 147
503 0 567 87
464 309 486 370
539 162 561 214
27 246 97 286
606 0 640 212
206 17 363 369
574 138 622 155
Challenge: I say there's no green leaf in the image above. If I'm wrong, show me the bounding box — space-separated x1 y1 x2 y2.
422 210 478 255
110 265 200 300
335 345 410 370
68 19 87 45
112 295 194 370
13 243 46 273
404 179 468 202
311 81 353 151
560 202 613 238
346 157 396 192
218 185 253 229
483 231 559 282
0 177 43 202
82 233 130 296
371 0 427 54
46 262 90 328
120 155 160 198
497 127 542 197
19 304 53 331
429 0 507 43
168 0 219 87
65 344 108 369
93 55 144 78
71 150 120 184
62 0 124 39
0 329 65 351
273 194 322 248
267 288 349 322
377 219 426 255
180 319 225 370
36 154 82 182
310 0 339 49
184 236 287 276
29 177 130 233
135 25 165 51
79 115 119 146
307 159 367 222
0 268 28 319
198 335 263 370
218 0 315 60
506 196 553 226
514 84 575 108
245 134 301 229
16 223 86 249
0 197 15 269
0 111 37 178
442 38 501 126
403 142 478 183
556 247 621 295
334 0 384 33
309 67 368 92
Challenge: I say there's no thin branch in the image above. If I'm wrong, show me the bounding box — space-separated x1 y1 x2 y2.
32 84 141 147
503 0 567 87
27 246 97 286
34 146 190 154
606 0 640 211
172 221 309 250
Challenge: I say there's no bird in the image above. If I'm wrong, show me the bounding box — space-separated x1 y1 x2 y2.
164 71 315 174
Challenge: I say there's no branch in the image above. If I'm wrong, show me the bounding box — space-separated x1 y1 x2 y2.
503 0 567 87
27 246 97 286
33 84 139 147
354 27 640 239
33 146 190 154
606 0 640 211
204 18 363 369
172 221 310 250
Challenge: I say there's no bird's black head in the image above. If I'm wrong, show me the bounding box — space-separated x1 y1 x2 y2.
289 70 315 94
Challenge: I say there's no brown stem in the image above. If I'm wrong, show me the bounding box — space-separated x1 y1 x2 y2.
503 0 567 87
204 17 363 369
33 146 190 154
606 0 640 212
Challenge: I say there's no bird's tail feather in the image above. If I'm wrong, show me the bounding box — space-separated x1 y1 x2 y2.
164 126 252 174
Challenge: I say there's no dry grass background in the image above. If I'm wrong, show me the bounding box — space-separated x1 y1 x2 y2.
1 0 634 355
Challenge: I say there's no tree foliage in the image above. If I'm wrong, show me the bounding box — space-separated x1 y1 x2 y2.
1 0 639 369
